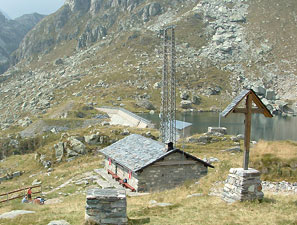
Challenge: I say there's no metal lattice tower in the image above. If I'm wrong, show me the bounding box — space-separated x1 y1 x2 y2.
160 26 176 145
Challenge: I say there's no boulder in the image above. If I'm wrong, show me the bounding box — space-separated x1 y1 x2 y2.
32 179 42 186
205 87 221 95
192 95 201 105
54 142 64 161
43 161 52 168
230 14 246 22
121 129 130 136
0 210 35 219
101 121 110 126
180 91 189 100
253 86 266 96
222 146 242 152
236 134 244 140
180 100 192 109
67 137 86 154
17 117 32 127
12 171 22 178
208 127 227 135
186 193 203 198
266 89 276 100
136 100 155 110
275 100 287 112
261 98 273 111
230 136 239 142
153 82 161 89
208 157 220 163
55 58 64 65
66 149 79 158
51 128 58 134
84 134 100 145
187 135 212 144
48 220 70 225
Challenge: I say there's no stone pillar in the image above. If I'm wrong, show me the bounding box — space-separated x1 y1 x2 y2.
222 168 264 203
85 188 127 225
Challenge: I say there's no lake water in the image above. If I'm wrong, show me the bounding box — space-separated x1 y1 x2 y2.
138 112 297 141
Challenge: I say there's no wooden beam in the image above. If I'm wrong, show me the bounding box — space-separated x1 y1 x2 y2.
243 94 252 170
233 108 264 114
152 160 197 166
251 92 273 118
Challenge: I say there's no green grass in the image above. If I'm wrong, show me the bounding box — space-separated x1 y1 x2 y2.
0 136 297 225
250 140 297 182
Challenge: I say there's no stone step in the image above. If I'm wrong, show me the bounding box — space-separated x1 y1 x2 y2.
94 169 125 190
93 168 150 196
95 179 113 189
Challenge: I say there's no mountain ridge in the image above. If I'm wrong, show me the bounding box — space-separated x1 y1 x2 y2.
1 0 297 130
0 8 11 20
0 11 45 74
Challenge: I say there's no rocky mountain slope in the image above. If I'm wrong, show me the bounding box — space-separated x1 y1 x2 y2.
0 12 44 74
1 0 297 130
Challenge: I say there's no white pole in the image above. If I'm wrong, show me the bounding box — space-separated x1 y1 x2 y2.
219 113 221 127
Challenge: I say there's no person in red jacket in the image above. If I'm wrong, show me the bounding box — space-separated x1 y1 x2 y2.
27 188 32 201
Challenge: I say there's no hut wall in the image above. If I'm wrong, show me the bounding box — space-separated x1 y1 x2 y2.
137 153 207 192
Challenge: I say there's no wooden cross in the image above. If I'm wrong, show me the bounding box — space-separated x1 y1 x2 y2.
221 89 273 170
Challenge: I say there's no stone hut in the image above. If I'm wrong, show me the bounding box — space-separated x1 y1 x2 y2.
99 134 213 192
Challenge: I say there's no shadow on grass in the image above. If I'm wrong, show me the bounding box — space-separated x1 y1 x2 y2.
261 197 277 204
128 217 150 224
130 203 181 218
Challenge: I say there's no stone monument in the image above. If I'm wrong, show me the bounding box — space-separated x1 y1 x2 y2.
222 168 264 203
85 188 127 225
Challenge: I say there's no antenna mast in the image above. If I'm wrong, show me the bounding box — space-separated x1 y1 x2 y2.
160 26 176 146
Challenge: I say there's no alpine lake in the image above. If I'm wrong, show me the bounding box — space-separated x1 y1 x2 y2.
138 112 297 141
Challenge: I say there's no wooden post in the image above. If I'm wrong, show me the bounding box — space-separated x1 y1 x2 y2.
243 94 252 170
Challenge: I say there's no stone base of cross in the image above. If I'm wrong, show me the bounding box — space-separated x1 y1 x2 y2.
222 168 264 203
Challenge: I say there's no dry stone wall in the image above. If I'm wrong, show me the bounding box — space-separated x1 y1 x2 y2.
138 163 207 192
138 153 208 192
222 168 264 203
85 188 127 225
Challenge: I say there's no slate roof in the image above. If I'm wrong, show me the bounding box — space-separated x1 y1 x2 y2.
221 89 250 117
99 134 213 173
175 120 192 130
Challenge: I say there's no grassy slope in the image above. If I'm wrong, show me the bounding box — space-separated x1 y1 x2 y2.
0 138 296 225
